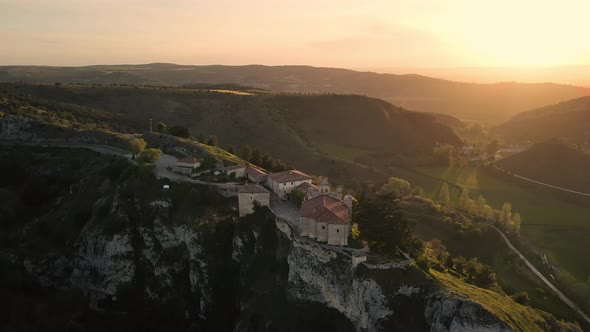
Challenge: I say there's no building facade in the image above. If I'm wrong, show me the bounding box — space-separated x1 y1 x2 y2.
246 166 268 183
300 194 353 246
225 164 247 178
174 157 201 175
237 184 270 217
267 170 312 200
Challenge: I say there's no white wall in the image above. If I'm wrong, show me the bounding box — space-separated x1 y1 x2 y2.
328 224 349 246
238 192 270 217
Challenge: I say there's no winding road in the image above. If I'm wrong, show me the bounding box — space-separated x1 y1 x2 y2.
503 171 590 197
492 226 590 325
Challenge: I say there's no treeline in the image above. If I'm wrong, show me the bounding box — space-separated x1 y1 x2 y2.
240 145 290 172
351 192 499 290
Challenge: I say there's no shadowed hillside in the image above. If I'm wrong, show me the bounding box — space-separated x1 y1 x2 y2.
496 140 590 193
496 97 590 144
2 64 589 122
0 83 461 184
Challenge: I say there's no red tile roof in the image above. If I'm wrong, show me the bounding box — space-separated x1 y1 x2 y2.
268 170 312 183
238 184 270 194
300 195 350 225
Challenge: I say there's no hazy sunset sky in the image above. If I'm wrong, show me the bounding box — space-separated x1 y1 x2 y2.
1 0 589 81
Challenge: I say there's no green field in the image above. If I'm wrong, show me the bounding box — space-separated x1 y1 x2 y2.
414 214 579 322
404 166 590 284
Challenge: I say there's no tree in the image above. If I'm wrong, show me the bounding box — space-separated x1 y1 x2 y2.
241 145 252 161
271 160 288 172
380 177 411 196
438 183 450 206
354 193 418 255
130 138 147 158
499 202 512 228
206 135 218 146
476 195 492 218
156 122 167 134
459 189 470 209
227 145 235 155
510 213 522 235
197 133 206 143
351 223 360 240
138 148 163 164
433 145 455 166
169 126 191 139
261 153 274 170
291 188 306 207
250 148 262 166
511 291 530 305
486 140 500 155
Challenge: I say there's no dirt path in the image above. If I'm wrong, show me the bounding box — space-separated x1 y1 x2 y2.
492 226 590 325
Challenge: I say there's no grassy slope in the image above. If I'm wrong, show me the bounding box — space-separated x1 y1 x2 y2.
431 270 580 332
403 166 590 285
2 64 590 122
401 197 580 323
496 96 590 144
496 141 590 193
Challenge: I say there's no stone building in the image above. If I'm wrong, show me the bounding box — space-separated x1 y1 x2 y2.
174 157 201 175
225 164 247 178
294 182 321 200
317 176 331 194
267 170 312 200
246 166 268 183
300 194 353 246
237 184 270 217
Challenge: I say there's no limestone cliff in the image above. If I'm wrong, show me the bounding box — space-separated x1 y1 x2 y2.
1 146 581 331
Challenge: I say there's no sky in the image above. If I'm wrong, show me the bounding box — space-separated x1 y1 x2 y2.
1 0 590 83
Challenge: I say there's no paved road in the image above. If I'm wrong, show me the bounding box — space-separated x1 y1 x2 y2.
511 174 590 197
492 226 590 325
268 193 301 230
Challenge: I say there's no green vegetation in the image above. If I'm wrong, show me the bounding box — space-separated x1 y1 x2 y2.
0 82 460 185
138 148 163 164
130 138 147 157
169 125 191 139
354 193 422 256
496 96 590 144
431 270 580 332
497 140 590 192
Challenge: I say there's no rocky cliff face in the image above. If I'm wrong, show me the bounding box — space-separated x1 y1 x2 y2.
1 147 578 331
19 199 519 331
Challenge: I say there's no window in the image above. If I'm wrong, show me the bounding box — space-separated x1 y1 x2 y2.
336 229 340 233
322 226 326 230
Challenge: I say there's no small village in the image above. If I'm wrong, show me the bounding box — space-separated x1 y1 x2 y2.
171 156 356 248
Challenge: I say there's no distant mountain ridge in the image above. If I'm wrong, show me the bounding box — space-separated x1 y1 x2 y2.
1 63 589 122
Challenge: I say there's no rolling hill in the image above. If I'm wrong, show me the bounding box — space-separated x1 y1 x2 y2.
1 64 589 122
495 96 590 144
496 140 590 193
0 83 461 184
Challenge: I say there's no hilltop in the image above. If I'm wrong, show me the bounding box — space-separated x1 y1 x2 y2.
495 96 590 144
1 64 589 122
496 140 590 193
0 145 583 331
0 82 461 184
